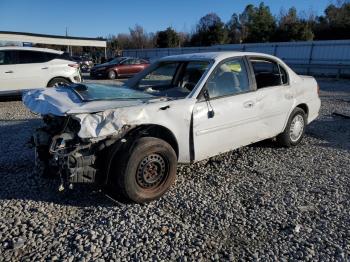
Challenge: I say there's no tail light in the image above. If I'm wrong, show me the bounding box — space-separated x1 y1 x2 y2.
317 84 320 96
68 63 79 69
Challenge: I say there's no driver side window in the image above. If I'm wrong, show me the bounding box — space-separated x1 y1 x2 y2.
206 58 250 99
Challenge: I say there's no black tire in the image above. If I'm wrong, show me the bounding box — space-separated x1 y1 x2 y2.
277 107 307 147
108 70 117 80
110 137 177 203
47 77 70 87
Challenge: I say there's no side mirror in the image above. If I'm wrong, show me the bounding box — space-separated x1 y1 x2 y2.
202 87 215 119
203 89 210 101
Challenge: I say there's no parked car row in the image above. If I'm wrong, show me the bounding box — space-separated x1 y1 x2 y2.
90 57 149 79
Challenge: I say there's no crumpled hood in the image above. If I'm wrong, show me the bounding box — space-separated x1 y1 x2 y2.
22 84 158 116
22 83 190 140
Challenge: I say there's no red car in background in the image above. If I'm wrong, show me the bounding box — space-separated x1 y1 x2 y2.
90 57 149 79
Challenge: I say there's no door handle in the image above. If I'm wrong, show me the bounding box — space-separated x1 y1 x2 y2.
243 101 255 108
5 70 13 73
41 67 49 70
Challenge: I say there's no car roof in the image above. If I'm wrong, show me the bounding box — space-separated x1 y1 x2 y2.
119 57 147 60
160 51 280 62
0 46 63 54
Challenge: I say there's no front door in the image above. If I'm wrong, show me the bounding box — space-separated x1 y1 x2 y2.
192 57 261 161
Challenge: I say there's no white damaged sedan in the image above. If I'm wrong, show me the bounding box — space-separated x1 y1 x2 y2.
23 52 321 203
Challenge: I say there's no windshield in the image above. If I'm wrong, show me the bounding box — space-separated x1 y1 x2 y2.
130 60 210 98
69 83 156 102
68 60 211 102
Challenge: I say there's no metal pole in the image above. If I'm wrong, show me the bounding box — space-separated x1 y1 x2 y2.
307 43 314 75
65 27 69 54
105 47 107 58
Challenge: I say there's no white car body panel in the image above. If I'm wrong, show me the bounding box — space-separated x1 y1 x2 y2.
5 62 46 89
23 52 321 163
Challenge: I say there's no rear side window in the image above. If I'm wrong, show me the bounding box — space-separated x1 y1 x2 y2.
134 59 142 65
122 59 133 65
45 52 60 61
250 58 288 89
59 52 72 61
16 51 47 64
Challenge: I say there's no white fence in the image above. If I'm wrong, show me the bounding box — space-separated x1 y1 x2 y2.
122 40 350 77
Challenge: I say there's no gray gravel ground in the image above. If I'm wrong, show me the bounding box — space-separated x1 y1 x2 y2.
0 78 349 261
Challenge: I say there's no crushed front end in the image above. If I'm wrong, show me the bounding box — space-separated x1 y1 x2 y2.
33 115 111 190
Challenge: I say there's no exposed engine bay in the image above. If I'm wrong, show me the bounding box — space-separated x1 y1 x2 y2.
33 115 127 190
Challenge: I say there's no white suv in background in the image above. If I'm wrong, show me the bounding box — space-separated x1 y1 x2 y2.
0 47 82 95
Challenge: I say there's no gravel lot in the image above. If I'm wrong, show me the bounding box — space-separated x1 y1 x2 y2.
0 78 349 261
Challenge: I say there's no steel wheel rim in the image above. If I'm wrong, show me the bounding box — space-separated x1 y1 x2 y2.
290 114 304 142
136 154 168 189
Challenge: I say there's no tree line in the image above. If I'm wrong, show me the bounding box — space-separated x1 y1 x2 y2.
107 1 350 50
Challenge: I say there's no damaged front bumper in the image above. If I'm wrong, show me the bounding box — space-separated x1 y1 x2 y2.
33 115 127 190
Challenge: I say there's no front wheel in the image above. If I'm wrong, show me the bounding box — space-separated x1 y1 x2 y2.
277 108 307 147
110 137 177 203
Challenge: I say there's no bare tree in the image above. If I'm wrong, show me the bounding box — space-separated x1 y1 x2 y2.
129 24 147 49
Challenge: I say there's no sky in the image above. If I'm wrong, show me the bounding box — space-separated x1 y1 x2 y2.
0 0 333 38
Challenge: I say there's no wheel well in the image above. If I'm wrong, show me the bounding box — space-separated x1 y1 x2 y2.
126 124 179 158
47 77 71 87
296 103 309 116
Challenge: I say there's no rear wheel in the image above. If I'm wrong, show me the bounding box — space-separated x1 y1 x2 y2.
277 108 306 147
47 77 70 87
110 137 177 203
108 70 117 80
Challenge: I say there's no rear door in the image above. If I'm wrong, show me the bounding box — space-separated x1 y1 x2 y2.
12 50 49 89
192 57 262 161
117 58 134 76
131 59 147 74
247 57 294 137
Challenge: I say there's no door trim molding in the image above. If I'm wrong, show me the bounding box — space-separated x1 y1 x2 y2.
195 111 283 136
